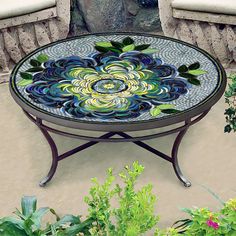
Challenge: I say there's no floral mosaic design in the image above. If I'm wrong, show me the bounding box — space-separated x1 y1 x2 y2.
17 37 207 120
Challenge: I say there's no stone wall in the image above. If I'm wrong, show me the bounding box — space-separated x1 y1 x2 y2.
69 0 162 36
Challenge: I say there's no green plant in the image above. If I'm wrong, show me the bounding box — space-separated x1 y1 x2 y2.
224 74 236 133
0 162 159 236
0 163 235 236
0 196 53 236
154 227 180 236
172 198 236 236
0 196 92 236
84 161 159 235
220 198 236 235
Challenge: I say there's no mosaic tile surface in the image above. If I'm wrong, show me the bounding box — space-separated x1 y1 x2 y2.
10 33 223 123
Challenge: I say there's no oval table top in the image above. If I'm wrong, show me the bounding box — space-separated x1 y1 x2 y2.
9 32 226 131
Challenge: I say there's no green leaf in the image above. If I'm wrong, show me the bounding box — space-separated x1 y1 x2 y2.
200 185 225 206
161 109 180 114
21 196 37 218
52 215 81 229
50 208 60 221
0 222 27 236
157 104 174 110
134 44 151 51
122 44 135 52
0 217 24 230
188 69 207 76
13 209 26 221
181 208 193 215
224 125 232 133
30 207 50 230
110 41 123 49
37 54 49 63
64 218 94 235
17 79 33 87
188 78 201 86
172 218 192 232
20 72 32 80
141 48 158 54
178 65 188 73
94 45 109 53
150 107 161 117
122 37 134 45
188 62 200 70
224 108 235 116
225 91 233 98
26 67 43 73
108 47 122 53
95 41 112 47
22 218 34 234
29 59 41 67
173 218 192 227
179 72 197 80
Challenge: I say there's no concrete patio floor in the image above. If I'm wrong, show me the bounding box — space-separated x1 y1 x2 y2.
0 77 235 230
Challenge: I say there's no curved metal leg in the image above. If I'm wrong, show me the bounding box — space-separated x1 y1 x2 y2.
36 118 59 187
22 110 211 187
171 121 191 187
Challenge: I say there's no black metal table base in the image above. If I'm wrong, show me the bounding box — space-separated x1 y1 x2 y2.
23 109 210 187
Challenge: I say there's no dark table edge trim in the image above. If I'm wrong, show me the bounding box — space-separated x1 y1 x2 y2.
9 32 227 132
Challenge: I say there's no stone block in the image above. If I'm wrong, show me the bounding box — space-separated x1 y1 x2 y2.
133 8 161 32
77 0 127 32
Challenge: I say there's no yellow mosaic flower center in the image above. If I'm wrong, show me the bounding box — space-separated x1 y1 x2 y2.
103 83 115 89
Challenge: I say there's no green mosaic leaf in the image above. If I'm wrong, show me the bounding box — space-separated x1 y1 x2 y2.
179 72 196 80
188 62 200 70
17 79 33 86
26 67 44 73
161 109 180 114
122 44 135 52
95 45 109 53
108 47 122 53
110 41 123 49
187 78 201 86
157 104 175 110
30 59 41 67
188 69 207 76
95 41 112 47
178 65 188 73
134 44 151 51
37 54 49 63
150 107 161 117
122 37 134 45
20 72 32 80
141 48 158 54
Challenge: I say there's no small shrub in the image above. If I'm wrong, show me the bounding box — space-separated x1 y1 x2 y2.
0 162 235 236
224 74 236 133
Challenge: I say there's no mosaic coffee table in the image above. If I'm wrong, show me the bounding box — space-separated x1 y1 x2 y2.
9 32 226 187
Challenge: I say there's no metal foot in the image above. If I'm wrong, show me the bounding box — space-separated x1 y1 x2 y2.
36 118 58 187
39 177 51 187
171 121 191 187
